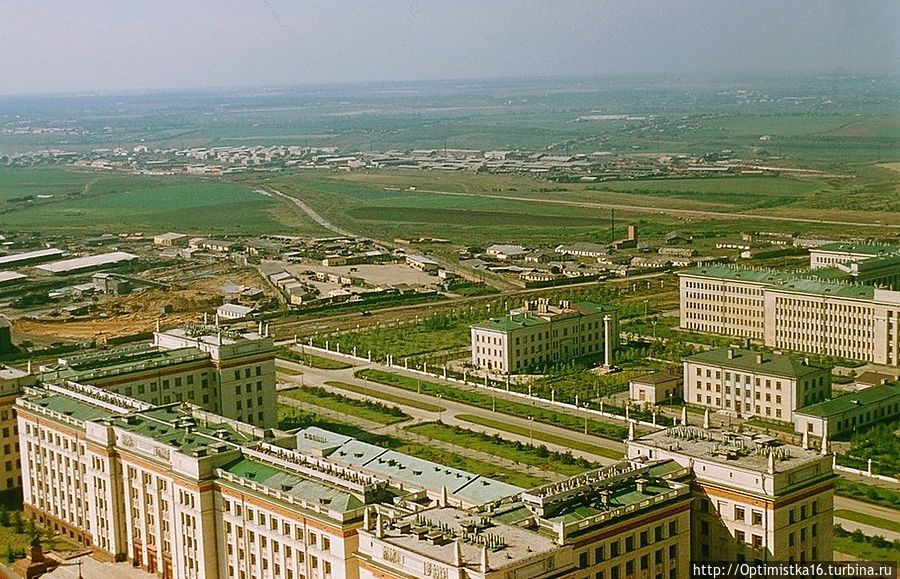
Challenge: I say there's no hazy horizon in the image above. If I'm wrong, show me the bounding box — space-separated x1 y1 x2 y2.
0 0 897 97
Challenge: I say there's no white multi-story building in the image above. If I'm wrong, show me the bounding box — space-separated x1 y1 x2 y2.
627 425 834 564
16 382 523 578
679 265 900 366
684 346 831 423
470 299 618 373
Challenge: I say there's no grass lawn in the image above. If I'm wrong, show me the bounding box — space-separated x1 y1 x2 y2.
275 364 303 376
834 479 900 510
833 536 900 564
281 386 409 425
456 413 624 460
356 369 630 440
0 522 83 562
326 381 445 413
834 510 900 534
279 348 353 370
406 422 593 477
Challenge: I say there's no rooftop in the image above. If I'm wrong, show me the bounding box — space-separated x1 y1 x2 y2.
632 426 825 472
295 427 522 506
631 367 682 385
472 300 613 332
680 265 877 300
222 457 365 514
0 271 27 283
375 507 557 568
815 243 900 257
685 347 830 378
794 383 900 418
36 251 139 274
0 248 64 266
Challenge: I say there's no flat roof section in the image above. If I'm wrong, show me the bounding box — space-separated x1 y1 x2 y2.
795 383 900 418
36 251 139 274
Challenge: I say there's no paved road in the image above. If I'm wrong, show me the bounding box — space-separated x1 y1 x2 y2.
833 496 900 542
266 187 355 237
276 357 626 464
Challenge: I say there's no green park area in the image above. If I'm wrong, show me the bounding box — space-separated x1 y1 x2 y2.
834 479 900 510
281 386 410 425
278 348 353 370
326 381 445 413
833 526 900 564
356 368 631 440
406 421 596 477
456 414 623 460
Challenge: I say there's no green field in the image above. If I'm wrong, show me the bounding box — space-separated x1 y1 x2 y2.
0 175 324 234
281 386 409 425
260 167 900 248
456 413 624 460
326 381 445 413
406 421 594 477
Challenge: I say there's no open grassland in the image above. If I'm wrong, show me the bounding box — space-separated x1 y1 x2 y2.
259 167 900 248
834 510 900 535
1 173 326 235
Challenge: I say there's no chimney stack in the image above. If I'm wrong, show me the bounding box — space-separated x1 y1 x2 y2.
756 353 763 364
727 348 734 359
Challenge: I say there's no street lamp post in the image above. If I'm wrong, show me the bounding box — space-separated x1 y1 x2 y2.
528 416 534 446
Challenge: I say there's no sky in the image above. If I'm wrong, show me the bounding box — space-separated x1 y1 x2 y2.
0 0 896 95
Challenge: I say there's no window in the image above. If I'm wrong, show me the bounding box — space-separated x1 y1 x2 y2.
752 511 763 526
734 506 745 522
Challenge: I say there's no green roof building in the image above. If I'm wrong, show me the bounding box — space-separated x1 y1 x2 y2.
470 299 618 374
684 347 832 423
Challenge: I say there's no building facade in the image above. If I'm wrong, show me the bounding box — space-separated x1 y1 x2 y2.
684 347 831 423
0 365 35 498
679 265 900 366
629 367 683 407
793 382 900 438
471 300 618 373
627 426 834 564
357 461 693 579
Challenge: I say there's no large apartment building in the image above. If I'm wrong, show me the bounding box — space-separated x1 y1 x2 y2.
41 324 278 428
679 265 900 366
18 380 703 579
470 299 618 373
684 346 831 423
358 461 693 579
627 425 834 564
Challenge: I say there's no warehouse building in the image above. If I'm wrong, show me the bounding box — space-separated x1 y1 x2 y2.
36 251 139 275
